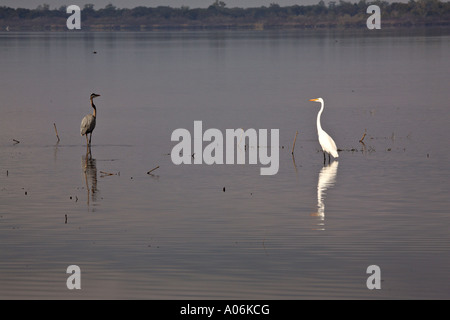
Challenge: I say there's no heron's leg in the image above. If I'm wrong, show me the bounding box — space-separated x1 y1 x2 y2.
86 134 89 146
89 133 92 145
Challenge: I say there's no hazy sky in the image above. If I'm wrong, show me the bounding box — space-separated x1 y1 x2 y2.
2 0 405 9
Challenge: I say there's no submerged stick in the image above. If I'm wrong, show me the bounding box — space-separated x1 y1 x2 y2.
147 166 160 175
53 123 60 142
291 131 298 155
100 171 119 177
12 139 20 144
359 129 367 143
100 171 114 176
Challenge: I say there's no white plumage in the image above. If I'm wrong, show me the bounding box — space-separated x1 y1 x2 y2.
309 98 339 163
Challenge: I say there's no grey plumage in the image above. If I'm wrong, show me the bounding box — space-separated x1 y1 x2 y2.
80 93 100 146
80 114 95 136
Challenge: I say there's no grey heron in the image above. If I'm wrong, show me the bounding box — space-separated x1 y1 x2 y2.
80 93 101 146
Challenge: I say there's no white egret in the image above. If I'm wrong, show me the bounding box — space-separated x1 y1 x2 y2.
80 93 101 146
309 98 339 164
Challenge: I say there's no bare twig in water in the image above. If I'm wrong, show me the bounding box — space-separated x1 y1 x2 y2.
100 171 119 177
12 139 20 144
359 129 367 143
147 166 160 175
53 123 60 142
292 154 298 172
291 131 298 155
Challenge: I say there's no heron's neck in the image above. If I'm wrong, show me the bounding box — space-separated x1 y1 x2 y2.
90 99 96 118
316 101 324 133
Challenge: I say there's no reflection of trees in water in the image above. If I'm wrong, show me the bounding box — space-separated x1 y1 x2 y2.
312 161 338 231
83 146 98 207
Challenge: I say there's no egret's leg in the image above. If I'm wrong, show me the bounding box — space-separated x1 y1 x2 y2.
328 154 331 163
323 152 326 165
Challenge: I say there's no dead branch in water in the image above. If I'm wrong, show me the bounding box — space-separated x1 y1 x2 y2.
147 166 160 175
100 171 119 177
291 131 298 155
12 139 20 144
359 129 367 143
53 123 60 142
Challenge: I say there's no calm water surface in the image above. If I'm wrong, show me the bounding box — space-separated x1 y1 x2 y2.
0 28 449 299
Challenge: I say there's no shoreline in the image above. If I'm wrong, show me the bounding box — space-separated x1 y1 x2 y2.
2 22 450 32
2 1 450 32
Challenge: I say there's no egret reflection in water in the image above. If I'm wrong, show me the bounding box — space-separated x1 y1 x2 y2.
82 146 98 207
312 161 339 230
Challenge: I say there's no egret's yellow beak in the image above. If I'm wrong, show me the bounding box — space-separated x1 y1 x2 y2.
309 98 319 101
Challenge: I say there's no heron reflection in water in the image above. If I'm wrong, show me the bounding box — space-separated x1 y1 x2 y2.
83 146 98 207
312 161 339 230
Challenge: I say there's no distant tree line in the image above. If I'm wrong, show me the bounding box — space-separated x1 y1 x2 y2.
1 0 450 31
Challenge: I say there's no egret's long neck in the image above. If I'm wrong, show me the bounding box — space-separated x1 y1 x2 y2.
90 99 96 118
316 101 324 133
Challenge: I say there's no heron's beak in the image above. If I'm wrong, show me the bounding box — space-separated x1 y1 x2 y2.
309 98 318 101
